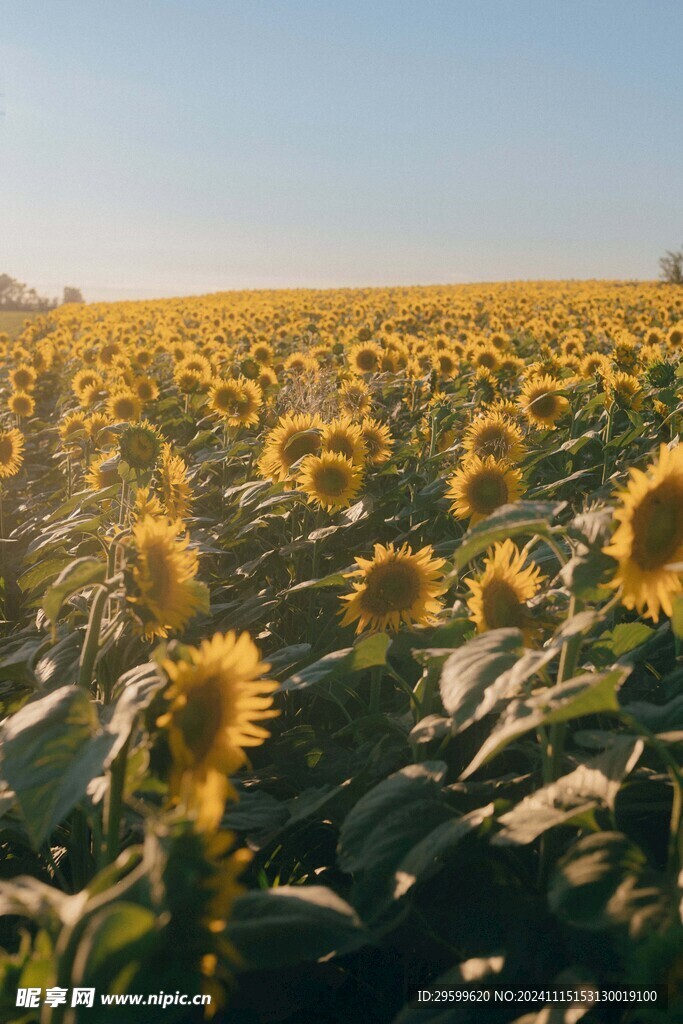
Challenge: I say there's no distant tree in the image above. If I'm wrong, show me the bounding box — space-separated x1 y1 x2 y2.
659 247 683 285
0 273 57 311
62 286 84 304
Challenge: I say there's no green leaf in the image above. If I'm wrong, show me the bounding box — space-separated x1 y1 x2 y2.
461 668 628 779
493 736 644 846
1 686 116 845
227 886 366 969
280 633 391 692
548 832 666 932
70 902 158 989
43 557 106 624
447 501 565 571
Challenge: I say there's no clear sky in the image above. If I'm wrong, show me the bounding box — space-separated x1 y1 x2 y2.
2 0 683 302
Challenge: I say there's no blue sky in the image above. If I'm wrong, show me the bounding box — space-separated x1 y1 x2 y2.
2 0 682 301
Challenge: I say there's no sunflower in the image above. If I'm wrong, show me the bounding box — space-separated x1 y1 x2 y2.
133 375 160 403
159 443 193 519
604 443 683 620
518 375 569 428
360 417 393 465
174 367 207 394
340 542 446 633
157 631 279 829
349 342 382 374
284 353 318 375
251 341 274 365
127 516 207 638
0 428 25 479
9 392 34 419
297 452 363 511
462 412 526 462
603 371 643 412
467 540 544 642
9 365 36 392
119 421 162 471
72 368 102 401
132 485 164 520
258 412 323 482
257 366 279 391
106 388 142 423
210 377 262 426
87 413 116 448
58 411 89 448
85 452 119 491
321 416 367 465
339 379 371 416
447 455 524 524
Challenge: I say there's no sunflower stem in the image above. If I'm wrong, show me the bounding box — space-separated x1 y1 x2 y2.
369 665 382 714
601 405 615 485
78 584 109 689
103 727 133 866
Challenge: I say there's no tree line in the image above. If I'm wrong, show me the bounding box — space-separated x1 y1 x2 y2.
0 274 83 310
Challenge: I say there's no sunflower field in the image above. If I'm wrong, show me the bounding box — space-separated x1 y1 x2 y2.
0 280 681 1022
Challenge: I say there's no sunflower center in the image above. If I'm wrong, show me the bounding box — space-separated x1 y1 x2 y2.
631 483 683 570
313 464 349 497
175 678 224 764
529 392 559 419
0 437 15 463
362 560 421 615
144 542 174 605
283 430 321 466
481 579 525 629
356 350 378 371
326 435 354 459
466 470 509 513
474 426 510 458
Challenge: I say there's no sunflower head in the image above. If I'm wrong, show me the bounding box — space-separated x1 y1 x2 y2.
9 392 34 419
107 388 142 423
321 416 367 466
447 455 524 524
646 360 677 391
157 631 279 830
340 542 446 633
9 365 37 392
159 443 193 519
518 375 569 428
119 421 162 472
258 412 323 482
604 371 643 412
462 412 526 462
604 443 683 620
127 516 208 638
297 452 363 511
467 540 544 642
0 428 25 479
85 452 120 491
360 417 393 465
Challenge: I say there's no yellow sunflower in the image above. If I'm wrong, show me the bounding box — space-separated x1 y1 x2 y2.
157 631 279 830
119 421 162 471
518 375 569 428
467 540 544 642
462 412 526 462
58 411 89 449
604 443 683 620
8 392 34 419
9 365 36 392
349 342 382 374
159 443 193 519
297 452 363 511
447 455 523 524
321 416 367 466
340 542 446 633
106 388 142 423
210 377 262 426
339 379 371 416
85 452 119 491
258 412 323 482
361 417 393 465
128 516 207 638
603 371 643 412
0 428 25 479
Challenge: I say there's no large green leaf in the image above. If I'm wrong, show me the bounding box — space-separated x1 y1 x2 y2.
461 668 629 779
1 686 115 845
227 886 366 969
446 501 565 571
280 633 391 692
42 557 106 624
